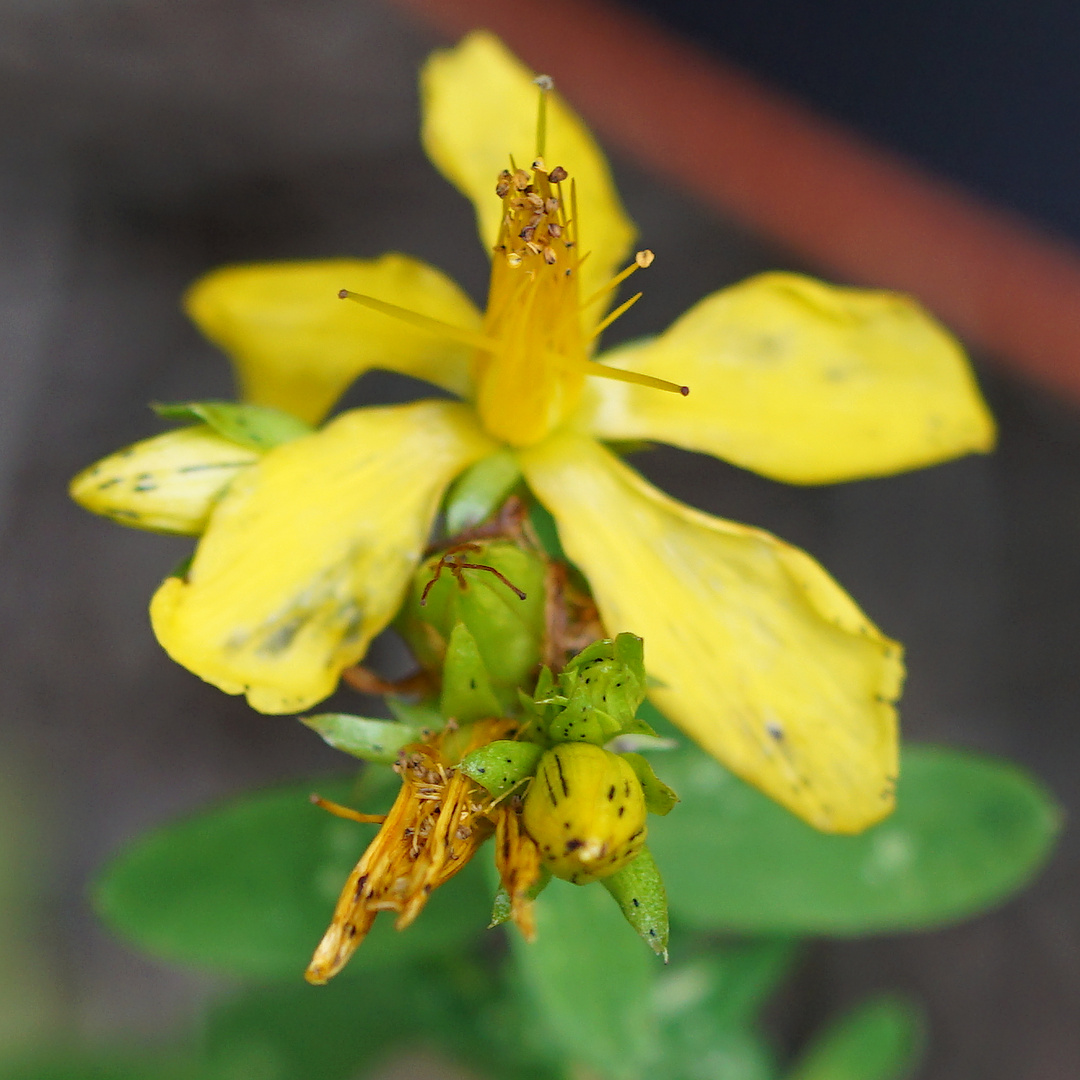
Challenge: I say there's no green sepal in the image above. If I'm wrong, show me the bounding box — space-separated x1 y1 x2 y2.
600 846 669 960
621 752 679 816
459 740 544 799
559 633 647 727
301 713 427 764
489 865 552 929
536 633 650 745
152 400 313 450
545 700 624 745
443 448 523 535
440 622 505 724
398 540 547 698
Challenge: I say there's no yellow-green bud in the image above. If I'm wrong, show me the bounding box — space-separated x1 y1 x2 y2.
523 743 647 884
397 539 547 698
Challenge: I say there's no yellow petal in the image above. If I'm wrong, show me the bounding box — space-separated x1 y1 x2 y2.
519 432 902 833
581 273 996 484
69 425 259 535
150 402 496 713
420 30 636 305
185 255 482 425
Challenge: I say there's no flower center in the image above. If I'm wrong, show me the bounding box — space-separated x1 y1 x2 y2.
473 159 587 447
338 78 687 447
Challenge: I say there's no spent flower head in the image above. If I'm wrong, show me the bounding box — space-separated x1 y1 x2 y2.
70 31 994 835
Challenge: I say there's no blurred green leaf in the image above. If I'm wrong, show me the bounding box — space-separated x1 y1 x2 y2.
202 961 560 1080
651 938 797 1080
0 1052 198 1080
784 994 924 1080
649 742 1060 934
152 401 312 450
510 878 659 1080
93 778 491 979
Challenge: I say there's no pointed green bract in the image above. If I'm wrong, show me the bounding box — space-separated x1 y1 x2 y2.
622 753 679 816
440 622 506 723
601 846 670 959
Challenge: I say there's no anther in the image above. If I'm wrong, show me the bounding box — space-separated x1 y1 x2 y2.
534 74 555 91
635 249 655 268
548 165 568 183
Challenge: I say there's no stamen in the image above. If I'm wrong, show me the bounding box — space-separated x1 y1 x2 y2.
534 74 553 159
590 291 643 339
583 360 690 397
581 250 655 311
338 290 498 353
310 793 387 824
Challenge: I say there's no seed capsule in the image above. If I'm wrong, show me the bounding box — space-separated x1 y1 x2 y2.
523 744 647 884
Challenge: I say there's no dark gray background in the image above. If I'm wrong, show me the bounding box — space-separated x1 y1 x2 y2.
0 2 1075 1077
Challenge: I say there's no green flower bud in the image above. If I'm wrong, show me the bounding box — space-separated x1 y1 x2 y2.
397 539 547 701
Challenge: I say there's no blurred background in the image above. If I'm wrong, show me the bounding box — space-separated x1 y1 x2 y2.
0 0 1077 1076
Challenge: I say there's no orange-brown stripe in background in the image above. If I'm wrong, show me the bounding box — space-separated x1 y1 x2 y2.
394 0 1080 401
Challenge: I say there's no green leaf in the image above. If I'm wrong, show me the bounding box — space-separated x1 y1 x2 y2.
443 448 523 535
510 878 658 1080
784 994 924 1080
650 743 1061 934
153 401 313 450
202 960 561 1080
0 1053 198 1080
301 714 426 764
653 943 791 1080
93 778 491 979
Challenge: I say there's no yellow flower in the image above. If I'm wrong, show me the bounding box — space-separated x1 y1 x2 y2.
71 32 994 834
